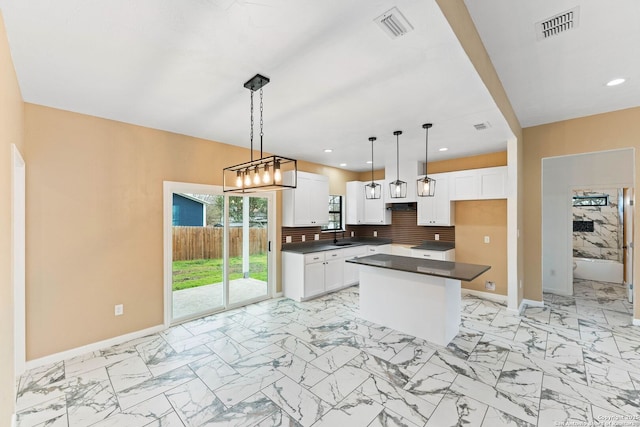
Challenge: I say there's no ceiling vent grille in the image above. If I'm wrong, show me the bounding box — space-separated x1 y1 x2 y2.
375 7 414 39
473 122 491 131
536 7 580 40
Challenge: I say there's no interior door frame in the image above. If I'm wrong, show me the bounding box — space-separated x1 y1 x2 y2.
163 181 276 327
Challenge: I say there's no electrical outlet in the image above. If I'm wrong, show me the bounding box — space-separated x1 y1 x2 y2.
485 281 496 291
301 235 306 242
434 234 439 241
373 231 378 237
314 234 319 240
351 231 354 237
484 236 490 244
285 236 292 243
519 279 523 289
114 304 124 316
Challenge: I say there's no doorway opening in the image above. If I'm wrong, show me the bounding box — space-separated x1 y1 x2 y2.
541 148 635 321
164 182 274 324
571 187 633 315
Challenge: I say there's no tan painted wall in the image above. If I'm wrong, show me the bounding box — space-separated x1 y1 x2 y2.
455 200 507 294
23 104 359 360
523 107 640 318
433 152 508 295
0 10 24 425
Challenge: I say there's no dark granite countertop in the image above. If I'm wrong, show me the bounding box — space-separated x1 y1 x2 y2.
411 241 455 251
346 254 490 282
282 237 392 254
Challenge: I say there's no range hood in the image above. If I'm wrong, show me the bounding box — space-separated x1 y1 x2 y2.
386 202 417 211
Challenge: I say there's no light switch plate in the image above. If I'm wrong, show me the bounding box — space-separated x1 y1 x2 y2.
484 236 490 244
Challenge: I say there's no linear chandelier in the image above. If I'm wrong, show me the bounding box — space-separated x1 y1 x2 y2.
223 74 297 193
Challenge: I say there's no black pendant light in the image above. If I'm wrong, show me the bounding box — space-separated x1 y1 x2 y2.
389 130 407 198
417 123 436 197
364 137 381 199
223 74 297 193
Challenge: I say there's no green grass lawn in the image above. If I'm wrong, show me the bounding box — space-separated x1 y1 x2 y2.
172 254 268 291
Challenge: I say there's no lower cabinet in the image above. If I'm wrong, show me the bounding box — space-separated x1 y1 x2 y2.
364 244 392 256
410 248 455 261
283 246 367 302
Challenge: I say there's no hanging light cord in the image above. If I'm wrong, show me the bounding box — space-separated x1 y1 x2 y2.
396 133 400 181
424 124 430 175
370 138 375 184
259 87 264 160
249 89 254 163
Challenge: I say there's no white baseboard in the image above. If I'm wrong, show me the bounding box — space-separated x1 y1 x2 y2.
633 318 640 326
273 292 283 298
24 324 165 372
461 288 508 304
518 298 544 314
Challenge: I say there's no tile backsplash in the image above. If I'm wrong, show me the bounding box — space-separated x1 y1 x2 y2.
281 210 454 245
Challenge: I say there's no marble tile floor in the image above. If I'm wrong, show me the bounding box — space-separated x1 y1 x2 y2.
16 279 640 427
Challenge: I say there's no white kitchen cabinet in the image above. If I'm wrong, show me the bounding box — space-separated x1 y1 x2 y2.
343 246 367 285
365 244 391 255
346 181 364 225
282 171 330 227
417 173 455 226
303 254 326 298
346 179 391 225
478 166 508 199
450 166 507 201
390 244 412 256
363 180 392 224
284 246 365 301
410 248 455 261
324 257 345 292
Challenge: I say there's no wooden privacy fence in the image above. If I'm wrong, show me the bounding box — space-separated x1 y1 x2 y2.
172 226 267 261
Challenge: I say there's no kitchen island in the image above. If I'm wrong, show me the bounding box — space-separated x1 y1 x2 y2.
346 254 490 346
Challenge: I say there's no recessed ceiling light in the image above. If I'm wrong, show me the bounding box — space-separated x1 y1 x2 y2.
366 160 373 164
439 147 448 152
606 78 626 87
339 163 347 167
324 148 333 153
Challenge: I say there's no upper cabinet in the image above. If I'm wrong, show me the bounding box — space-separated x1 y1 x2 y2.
450 166 507 201
346 181 364 225
417 173 455 226
346 180 391 225
282 171 330 227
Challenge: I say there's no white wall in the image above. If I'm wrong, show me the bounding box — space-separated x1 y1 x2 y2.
542 149 634 295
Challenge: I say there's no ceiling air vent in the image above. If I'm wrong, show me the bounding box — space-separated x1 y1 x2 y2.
473 122 491 131
535 6 580 40
375 7 414 39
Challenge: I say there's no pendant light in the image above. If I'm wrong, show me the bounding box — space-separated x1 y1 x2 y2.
364 137 381 199
223 74 297 193
417 123 436 197
389 130 407 198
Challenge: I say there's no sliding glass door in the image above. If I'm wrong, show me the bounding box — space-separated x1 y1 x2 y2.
228 195 270 306
166 184 272 323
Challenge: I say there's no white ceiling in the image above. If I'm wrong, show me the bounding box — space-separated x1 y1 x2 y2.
1 1 636 171
464 0 640 128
